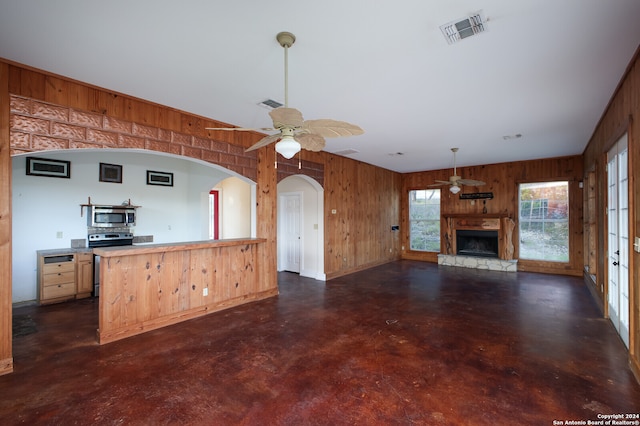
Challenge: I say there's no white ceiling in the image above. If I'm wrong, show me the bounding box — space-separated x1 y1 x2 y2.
1 0 639 173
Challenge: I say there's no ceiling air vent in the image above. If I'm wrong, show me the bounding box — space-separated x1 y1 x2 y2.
440 11 487 45
258 99 283 109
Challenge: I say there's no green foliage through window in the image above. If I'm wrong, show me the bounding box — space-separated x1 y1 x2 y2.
519 182 569 262
409 189 441 252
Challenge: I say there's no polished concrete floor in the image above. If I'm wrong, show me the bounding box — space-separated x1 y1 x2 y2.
1 260 639 425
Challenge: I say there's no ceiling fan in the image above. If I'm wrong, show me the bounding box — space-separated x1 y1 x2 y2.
429 148 485 194
206 31 364 159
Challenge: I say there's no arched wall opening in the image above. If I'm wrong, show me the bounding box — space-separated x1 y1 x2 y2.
277 174 325 281
11 148 256 303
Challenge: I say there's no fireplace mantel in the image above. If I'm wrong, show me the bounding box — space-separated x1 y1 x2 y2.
443 214 515 260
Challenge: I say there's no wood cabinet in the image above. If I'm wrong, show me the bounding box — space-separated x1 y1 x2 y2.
37 250 94 304
75 252 93 299
38 253 76 305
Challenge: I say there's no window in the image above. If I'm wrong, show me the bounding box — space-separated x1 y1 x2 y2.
409 189 441 251
518 181 569 262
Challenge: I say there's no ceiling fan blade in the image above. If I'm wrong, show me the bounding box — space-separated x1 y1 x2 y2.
205 126 274 132
295 133 326 152
245 133 281 152
428 182 449 187
301 119 364 138
434 180 452 185
269 107 304 128
458 179 486 186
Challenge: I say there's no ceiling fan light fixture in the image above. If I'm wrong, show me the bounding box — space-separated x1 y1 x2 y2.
275 135 301 159
449 185 461 194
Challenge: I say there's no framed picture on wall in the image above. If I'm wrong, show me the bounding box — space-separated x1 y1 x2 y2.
99 163 122 183
26 157 71 178
146 170 173 187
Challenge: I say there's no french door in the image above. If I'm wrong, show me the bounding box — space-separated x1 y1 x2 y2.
607 133 630 348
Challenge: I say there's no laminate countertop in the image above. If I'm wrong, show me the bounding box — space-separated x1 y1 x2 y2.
36 248 93 256
92 238 266 258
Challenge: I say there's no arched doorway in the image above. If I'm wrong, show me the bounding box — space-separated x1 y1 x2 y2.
277 175 325 280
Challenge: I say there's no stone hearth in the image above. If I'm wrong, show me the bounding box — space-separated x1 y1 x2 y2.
438 254 517 272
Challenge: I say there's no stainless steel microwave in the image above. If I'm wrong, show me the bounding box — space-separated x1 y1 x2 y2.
87 205 136 228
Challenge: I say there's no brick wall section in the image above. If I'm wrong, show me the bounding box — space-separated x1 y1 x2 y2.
9 95 259 181
9 95 325 185
277 157 324 187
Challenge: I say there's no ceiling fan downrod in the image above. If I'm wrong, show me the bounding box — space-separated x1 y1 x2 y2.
451 147 459 176
276 32 296 109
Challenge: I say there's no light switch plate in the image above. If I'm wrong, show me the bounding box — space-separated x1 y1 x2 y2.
634 236 640 253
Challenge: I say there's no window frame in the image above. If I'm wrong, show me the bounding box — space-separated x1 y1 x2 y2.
517 180 570 263
408 188 442 253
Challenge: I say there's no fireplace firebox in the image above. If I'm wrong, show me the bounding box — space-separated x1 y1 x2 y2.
456 230 499 258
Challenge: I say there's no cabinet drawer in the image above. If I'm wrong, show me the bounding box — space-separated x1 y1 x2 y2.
76 252 93 262
43 270 75 286
42 282 75 299
43 262 75 275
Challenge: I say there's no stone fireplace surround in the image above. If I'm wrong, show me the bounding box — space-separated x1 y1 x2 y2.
438 214 517 272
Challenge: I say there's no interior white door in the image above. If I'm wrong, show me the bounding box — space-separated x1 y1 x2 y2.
607 133 630 348
280 193 301 273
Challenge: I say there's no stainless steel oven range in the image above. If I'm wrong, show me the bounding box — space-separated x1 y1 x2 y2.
88 232 133 297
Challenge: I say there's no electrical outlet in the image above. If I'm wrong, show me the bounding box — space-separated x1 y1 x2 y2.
203 288 208 296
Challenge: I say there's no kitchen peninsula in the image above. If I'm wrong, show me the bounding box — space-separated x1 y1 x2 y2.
93 238 270 344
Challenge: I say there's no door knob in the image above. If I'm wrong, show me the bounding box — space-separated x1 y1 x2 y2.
613 261 619 266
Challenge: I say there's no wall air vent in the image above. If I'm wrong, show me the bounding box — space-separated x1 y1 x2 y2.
440 11 487 45
258 99 283 109
333 149 359 156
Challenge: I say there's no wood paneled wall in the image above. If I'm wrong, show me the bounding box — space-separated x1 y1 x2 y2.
582 47 640 381
322 154 402 279
0 63 13 375
95 239 271 344
401 156 584 276
7 64 238 141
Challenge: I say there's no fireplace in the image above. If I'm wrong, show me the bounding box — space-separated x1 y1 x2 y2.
443 214 516 260
456 230 499 258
